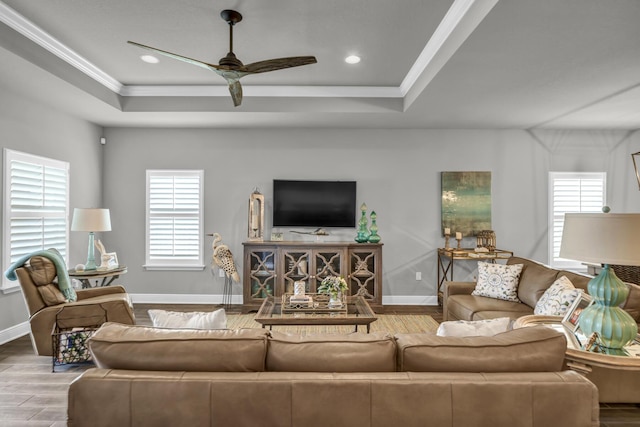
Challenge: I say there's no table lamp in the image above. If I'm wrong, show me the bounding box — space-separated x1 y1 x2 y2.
559 213 640 352
71 208 111 271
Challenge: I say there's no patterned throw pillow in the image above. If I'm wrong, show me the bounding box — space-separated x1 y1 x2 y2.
472 262 523 302
534 275 582 316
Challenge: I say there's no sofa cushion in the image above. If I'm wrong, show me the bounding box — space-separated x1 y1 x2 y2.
395 326 566 372
436 317 511 337
472 262 523 302
148 308 227 329
447 294 533 321
509 257 559 308
534 275 582 316
88 322 268 372
266 331 396 372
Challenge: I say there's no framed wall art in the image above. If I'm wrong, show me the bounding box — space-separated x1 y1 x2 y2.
441 171 492 237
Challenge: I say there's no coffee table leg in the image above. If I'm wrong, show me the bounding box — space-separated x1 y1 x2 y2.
366 324 370 333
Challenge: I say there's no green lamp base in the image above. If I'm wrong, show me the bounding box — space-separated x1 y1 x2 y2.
578 265 638 350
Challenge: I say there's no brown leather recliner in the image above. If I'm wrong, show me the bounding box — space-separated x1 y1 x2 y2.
15 255 135 356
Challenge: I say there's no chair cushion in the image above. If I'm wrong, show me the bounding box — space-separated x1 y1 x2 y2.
148 308 227 329
89 322 269 372
266 331 397 372
472 262 523 302
396 326 566 372
27 256 67 306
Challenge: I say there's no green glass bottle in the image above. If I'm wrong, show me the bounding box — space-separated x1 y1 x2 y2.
355 203 370 243
368 211 381 243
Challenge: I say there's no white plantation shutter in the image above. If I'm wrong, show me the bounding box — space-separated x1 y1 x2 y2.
549 172 606 268
3 149 69 292
145 170 204 269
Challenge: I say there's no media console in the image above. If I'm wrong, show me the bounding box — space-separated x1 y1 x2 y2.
242 241 383 313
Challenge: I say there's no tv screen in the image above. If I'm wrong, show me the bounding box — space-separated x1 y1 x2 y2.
273 180 357 228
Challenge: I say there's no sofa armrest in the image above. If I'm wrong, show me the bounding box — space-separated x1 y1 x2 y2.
443 281 476 297
76 285 127 301
442 281 476 321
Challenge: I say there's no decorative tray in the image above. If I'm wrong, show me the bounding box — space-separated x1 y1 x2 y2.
281 293 347 314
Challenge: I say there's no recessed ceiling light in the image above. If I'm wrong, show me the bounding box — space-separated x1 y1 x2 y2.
345 55 360 64
140 55 159 64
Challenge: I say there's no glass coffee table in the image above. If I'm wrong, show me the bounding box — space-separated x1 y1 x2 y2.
255 294 378 333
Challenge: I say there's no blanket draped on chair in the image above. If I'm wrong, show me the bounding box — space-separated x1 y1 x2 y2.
4 249 77 302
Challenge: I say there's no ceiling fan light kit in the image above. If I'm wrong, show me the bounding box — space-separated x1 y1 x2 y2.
128 9 317 107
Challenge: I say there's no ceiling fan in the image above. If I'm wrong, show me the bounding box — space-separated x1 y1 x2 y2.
128 9 317 107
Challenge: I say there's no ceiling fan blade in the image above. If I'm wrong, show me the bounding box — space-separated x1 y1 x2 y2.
228 80 243 107
243 56 317 74
128 41 220 72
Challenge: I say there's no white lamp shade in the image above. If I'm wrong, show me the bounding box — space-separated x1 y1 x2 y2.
559 213 640 266
71 208 112 232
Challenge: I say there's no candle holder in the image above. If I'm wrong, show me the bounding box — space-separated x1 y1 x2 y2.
444 233 451 249
456 237 462 249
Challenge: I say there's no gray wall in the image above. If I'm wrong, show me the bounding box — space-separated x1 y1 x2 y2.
0 83 103 331
102 127 640 304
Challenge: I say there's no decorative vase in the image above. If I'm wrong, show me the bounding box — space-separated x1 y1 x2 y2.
328 292 343 308
368 211 381 243
578 265 638 350
355 203 370 243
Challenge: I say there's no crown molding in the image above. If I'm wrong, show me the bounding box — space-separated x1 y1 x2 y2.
121 85 402 98
0 1 123 93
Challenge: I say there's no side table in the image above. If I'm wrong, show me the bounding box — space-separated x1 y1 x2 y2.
436 248 512 304
68 266 127 289
514 314 640 402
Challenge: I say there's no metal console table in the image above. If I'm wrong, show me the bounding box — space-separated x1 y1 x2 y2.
436 248 513 305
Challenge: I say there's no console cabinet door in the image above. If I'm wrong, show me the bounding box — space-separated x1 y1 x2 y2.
280 247 345 294
348 245 382 308
243 246 277 311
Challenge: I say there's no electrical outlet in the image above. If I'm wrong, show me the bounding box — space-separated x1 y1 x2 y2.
415 272 422 281
219 269 226 278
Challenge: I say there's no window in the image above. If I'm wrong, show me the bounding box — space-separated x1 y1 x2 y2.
3 149 69 292
145 170 204 270
548 172 606 269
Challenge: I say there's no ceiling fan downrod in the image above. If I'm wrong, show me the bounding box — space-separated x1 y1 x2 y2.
219 9 243 67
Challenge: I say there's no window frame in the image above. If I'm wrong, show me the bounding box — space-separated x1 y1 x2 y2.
2 149 70 293
144 169 205 271
548 171 606 270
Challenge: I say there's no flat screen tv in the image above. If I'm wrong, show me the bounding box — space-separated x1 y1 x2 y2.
273 180 357 228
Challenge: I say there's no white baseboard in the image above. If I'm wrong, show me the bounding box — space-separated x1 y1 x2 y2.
0 321 30 346
130 294 437 306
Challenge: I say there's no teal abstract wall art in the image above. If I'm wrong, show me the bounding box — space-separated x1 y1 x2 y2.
441 171 492 237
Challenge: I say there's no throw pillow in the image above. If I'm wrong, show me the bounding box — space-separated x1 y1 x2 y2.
472 262 523 302
148 308 227 329
436 317 512 337
533 275 582 316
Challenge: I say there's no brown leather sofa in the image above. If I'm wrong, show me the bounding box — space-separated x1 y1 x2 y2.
443 256 640 323
67 322 599 427
14 256 136 356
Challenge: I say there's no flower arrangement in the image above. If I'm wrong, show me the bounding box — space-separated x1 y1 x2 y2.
317 275 348 298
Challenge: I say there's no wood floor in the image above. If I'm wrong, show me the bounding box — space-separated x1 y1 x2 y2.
0 304 638 426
